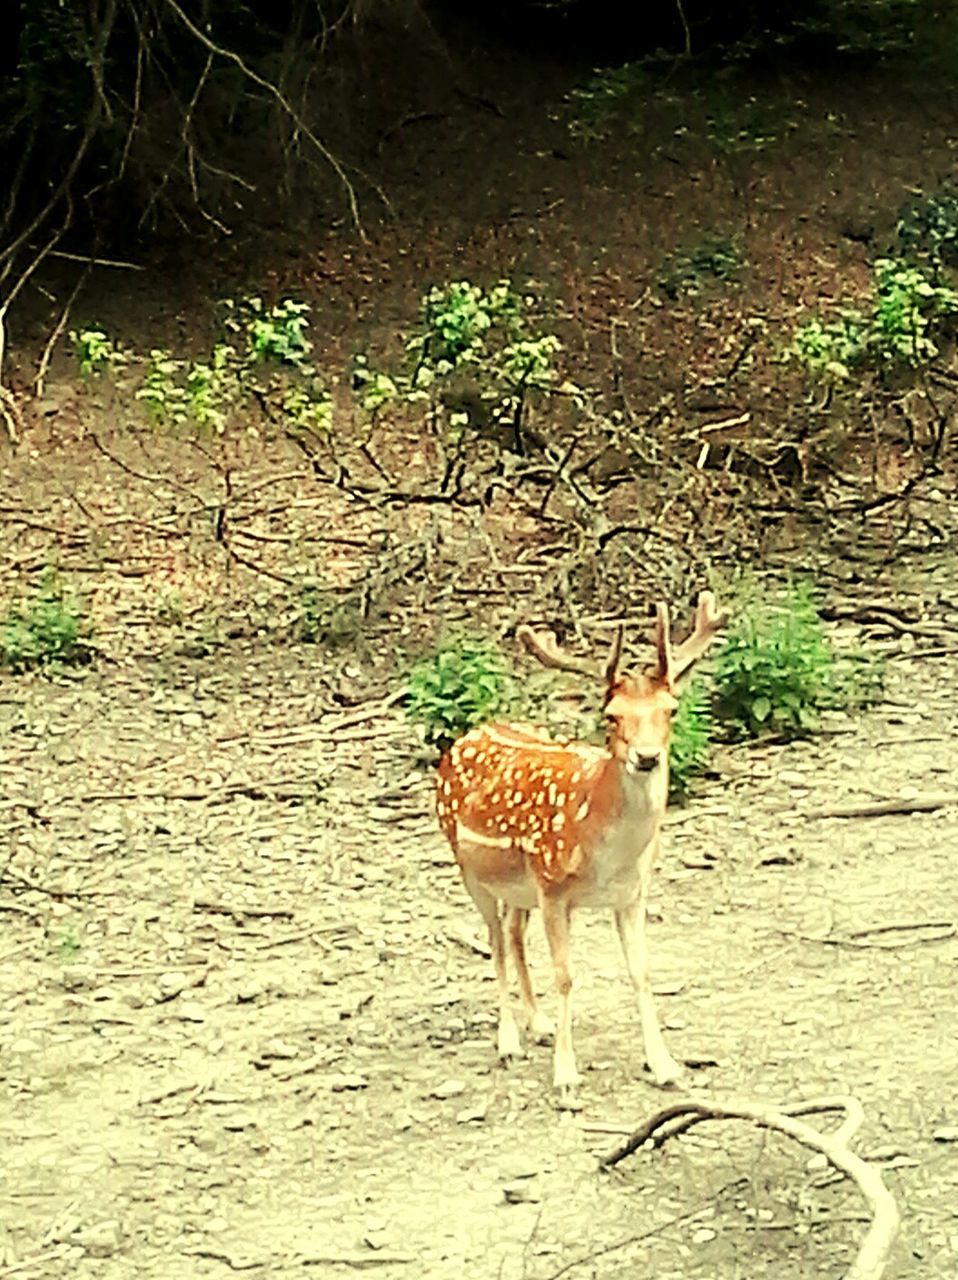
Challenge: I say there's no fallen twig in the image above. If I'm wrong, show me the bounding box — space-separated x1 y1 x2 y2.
602 1095 899 1280
780 921 955 949
803 795 958 820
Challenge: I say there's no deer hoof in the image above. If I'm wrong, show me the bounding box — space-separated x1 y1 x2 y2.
497 1023 523 1062
529 1011 555 1044
646 1057 683 1088
554 1082 584 1112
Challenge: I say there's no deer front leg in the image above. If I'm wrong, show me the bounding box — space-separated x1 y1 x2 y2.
539 892 580 1102
614 892 682 1087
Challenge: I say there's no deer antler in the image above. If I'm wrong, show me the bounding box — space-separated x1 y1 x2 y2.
671 591 728 682
517 624 624 687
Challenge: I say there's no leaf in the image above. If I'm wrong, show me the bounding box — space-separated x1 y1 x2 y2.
751 695 771 723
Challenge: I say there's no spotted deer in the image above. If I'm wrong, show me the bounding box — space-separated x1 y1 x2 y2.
436 592 726 1102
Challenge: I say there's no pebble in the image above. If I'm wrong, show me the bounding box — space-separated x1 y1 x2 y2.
58 966 96 992
456 1103 488 1124
933 1126 958 1143
70 1220 121 1258
328 1073 367 1092
503 1180 541 1205
156 971 190 1000
430 1079 467 1099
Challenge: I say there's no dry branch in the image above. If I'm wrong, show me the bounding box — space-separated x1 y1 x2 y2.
804 794 958 820
601 1095 899 1280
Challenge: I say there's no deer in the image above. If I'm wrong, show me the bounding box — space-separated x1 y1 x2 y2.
436 591 726 1104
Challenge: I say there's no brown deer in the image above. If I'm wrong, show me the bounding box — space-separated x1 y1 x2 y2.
436 592 726 1103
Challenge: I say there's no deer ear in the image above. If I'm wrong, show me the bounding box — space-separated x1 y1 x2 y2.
652 603 675 689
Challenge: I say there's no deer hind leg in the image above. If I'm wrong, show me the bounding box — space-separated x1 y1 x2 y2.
614 891 682 1087
462 876 522 1060
506 907 554 1043
538 891 581 1099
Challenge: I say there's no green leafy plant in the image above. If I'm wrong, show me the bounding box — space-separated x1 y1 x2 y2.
789 312 869 382
712 582 838 739
413 280 522 371
236 297 313 366
870 257 958 364
84 295 331 436
354 278 569 457
668 679 713 801
406 635 516 751
1 569 88 672
56 927 82 963
789 258 958 381
563 61 651 142
71 328 126 379
136 349 190 425
896 186 958 270
659 236 744 299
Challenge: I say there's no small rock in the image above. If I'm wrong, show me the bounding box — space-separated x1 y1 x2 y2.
259 1038 299 1060
328 1073 367 1092
430 1079 466 1100
9 1038 40 1054
691 1227 716 1245
156 971 190 1001
456 1102 488 1124
70 1220 121 1258
503 1180 541 1205
222 1113 258 1132
176 1002 205 1022
779 770 807 786
58 965 96 992
933 1126 958 1143
394 1111 414 1131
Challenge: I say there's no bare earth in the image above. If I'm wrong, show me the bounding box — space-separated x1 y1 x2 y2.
2 627 957 1278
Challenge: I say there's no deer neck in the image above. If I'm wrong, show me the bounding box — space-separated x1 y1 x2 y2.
588 752 667 854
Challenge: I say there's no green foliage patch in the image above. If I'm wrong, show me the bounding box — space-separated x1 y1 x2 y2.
659 235 744 299
71 297 332 436
712 580 882 739
1 569 88 672
789 257 958 382
406 635 516 752
668 679 714 800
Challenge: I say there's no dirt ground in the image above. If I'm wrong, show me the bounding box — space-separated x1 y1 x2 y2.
4 25 958 1280
2 603 958 1279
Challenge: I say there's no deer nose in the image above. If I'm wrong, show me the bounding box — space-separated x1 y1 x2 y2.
627 748 661 774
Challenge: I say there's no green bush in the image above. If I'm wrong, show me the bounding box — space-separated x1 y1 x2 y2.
712 582 837 738
406 636 515 751
896 186 958 271
659 236 744 299
1 570 88 672
668 679 713 801
789 257 958 381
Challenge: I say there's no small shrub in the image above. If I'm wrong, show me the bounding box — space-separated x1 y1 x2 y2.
563 62 651 142
71 328 126 379
712 582 836 739
896 186 958 270
789 311 869 382
669 679 713 801
235 297 313 367
659 236 744 299
413 280 522 370
789 258 958 381
406 635 515 751
1 570 87 672
870 258 958 365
